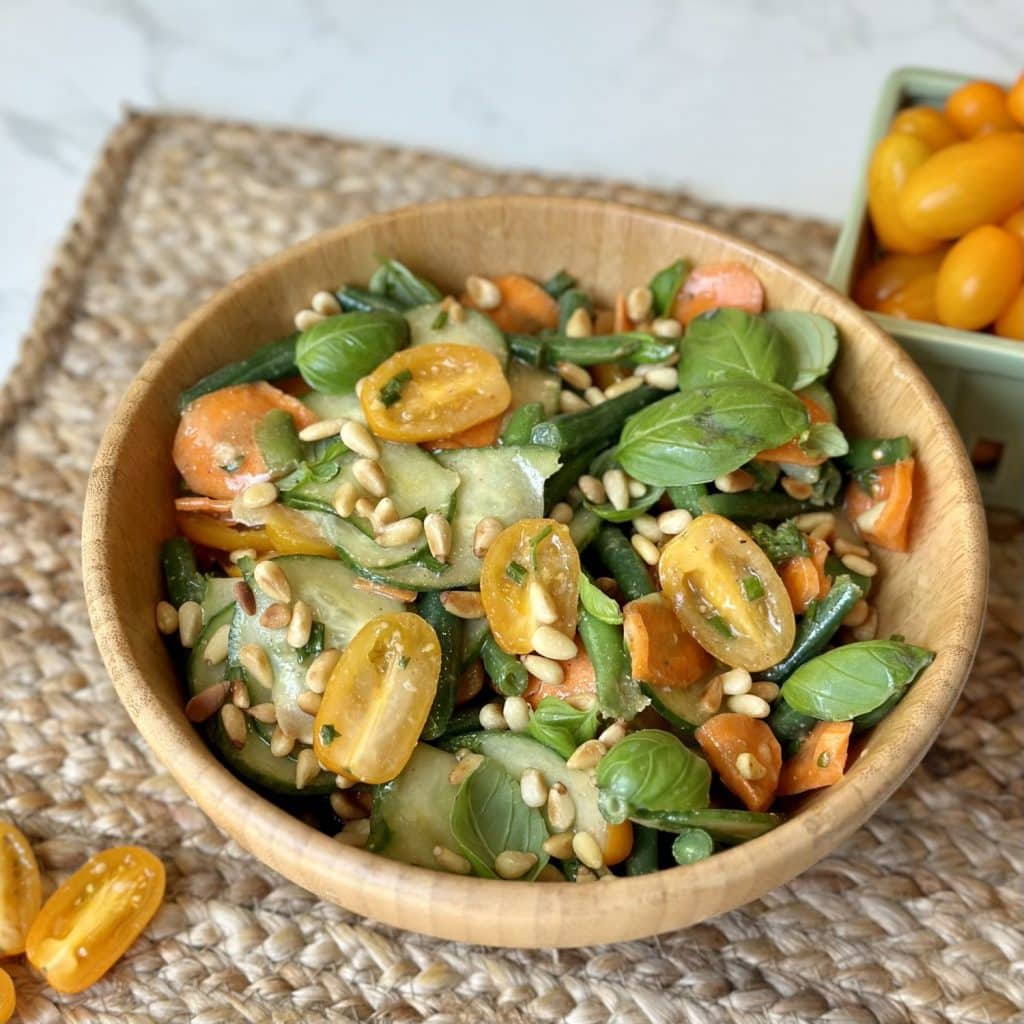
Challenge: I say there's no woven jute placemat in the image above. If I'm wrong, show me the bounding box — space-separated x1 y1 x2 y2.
1 111 1021 1024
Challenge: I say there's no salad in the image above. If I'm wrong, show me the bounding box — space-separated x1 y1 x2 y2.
157 255 933 882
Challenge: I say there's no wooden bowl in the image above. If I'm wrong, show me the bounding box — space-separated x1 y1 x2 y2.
82 196 987 948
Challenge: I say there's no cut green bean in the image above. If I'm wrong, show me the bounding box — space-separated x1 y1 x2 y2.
768 699 818 755
417 591 464 739
507 333 676 368
335 285 406 314
593 525 655 601
542 269 577 299
481 632 528 697
824 554 873 598
635 808 783 844
841 436 912 473
544 445 603 506
578 608 647 721
698 491 826 521
557 288 593 332
178 334 298 410
624 825 660 876
667 483 708 516
501 402 544 446
530 386 660 457
254 409 302 477
161 538 204 607
507 335 547 367
567 506 602 553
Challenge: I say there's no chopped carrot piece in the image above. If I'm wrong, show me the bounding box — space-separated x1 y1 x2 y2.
780 537 831 614
756 391 832 466
523 643 596 708
176 512 276 554
464 274 558 334
695 713 782 813
673 262 765 325
844 458 915 552
809 535 832 598
424 414 502 450
777 721 853 796
173 382 317 500
623 593 714 688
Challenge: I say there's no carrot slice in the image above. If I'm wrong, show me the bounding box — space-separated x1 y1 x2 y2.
623 593 714 688
424 414 502 450
523 644 596 709
464 274 559 334
694 713 782 813
755 390 832 466
173 382 317 500
673 262 765 325
780 536 831 614
844 458 915 551
777 721 853 796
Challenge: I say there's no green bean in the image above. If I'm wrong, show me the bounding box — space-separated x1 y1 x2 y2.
507 335 547 367
417 591 464 739
824 554 873 598
698 491 823 521
557 288 593 332
841 436 912 472
624 825 660 876
593 525 654 601
578 608 646 720
500 403 544 446
635 808 782 844
853 690 904 733
438 706 487 740
335 285 406 314
530 386 660 457
544 445 603 506
666 483 708 516
161 538 204 607
568 506 602 553
254 409 301 477
542 269 577 299
481 632 528 697
178 334 298 410
507 333 675 368
768 700 818 756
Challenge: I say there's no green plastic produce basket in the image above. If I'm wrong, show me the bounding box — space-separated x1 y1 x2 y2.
828 66 1023 511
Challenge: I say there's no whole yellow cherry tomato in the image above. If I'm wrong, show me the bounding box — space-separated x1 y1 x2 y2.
25 846 165 994
876 272 939 322
936 225 1024 330
890 106 960 150
0 823 42 957
945 80 1016 137
867 135 941 254
314 613 440 783
480 519 580 654
899 132 1024 239
995 286 1024 340
658 514 795 672
1008 74 1024 127
0 968 12 1024
360 344 511 443
853 248 948 310
1002 208 1024 249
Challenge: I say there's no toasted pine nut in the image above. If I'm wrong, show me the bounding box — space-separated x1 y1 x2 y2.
465 274 501 310
239 643 274 690
520 768 548 807
448 752 484 784
528 580 559 625
566 692 597 711
185 681 229 723
156 601 179 636
657 508 693 535
850 607 879 641
233 581 257 616
371 497 399 529
652 317 682 338
628 479 647 499
718 667 752 696
793 511 836 533
286 600 313 648
298 418 344 442
699 676 724 715
311 290 342 316
560 390 590 413
833 537 870 559
726 693 771 718
352 458 387 498
578 475 606 504
531 625 577 661
297 690 322 715
331 481 358 518
203 623 231 666
632 514 663 543
781 477 814 500
377 517 423 547
503 696 532 733
715 469 756 494
294 309 325 332
572 830 605 870
253 561 291 603
270 726 295 758
228 548 258 564
178 601 202 648
555 360 592 390
354 497 376 519
550 502 574 524
646 366 679 391
335 818 370 847
479 702 508 731
306 648 341 694
472 516 503 558
240 481 278 510
260 603 292 630
843 599 871 628
575 867 598 884
583 386 606 406
521 654 564 686
604 376 643 399
295 748 321 790
750 681 780 703
736 752 767 781
565 307 593 338
495 851 538 880
229 679 249 713
626 286 653 323
631 533 660 566
340 419 380 459
598 720 627 747
566 739 607 772
247 702 278 724
603 469 630 511
841 553 878 577
424 513 452 563
441 296 466 324
330 790 368 821
542 831 575 858
440 590 485 619
353 577 417 602
220 704 248 749
434 845 473 874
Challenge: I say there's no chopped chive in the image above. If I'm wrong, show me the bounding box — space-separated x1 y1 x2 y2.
742 576 765 601
299 621 325 664
379 368 413 407
431 309 449 330
530 525 553 569
319 723 338 746
707 614 733 638
399 654 411 668
505 561 527 585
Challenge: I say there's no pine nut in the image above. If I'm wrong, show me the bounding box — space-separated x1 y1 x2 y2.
185 681 229 723
833 537 870 559
528 580 559 625
220 704 248 749
567 485 583 504
726 693 771 718
598 720 627 747
603 469 630 511
626 286 653 323
520 768 548 807
628 479 648 499
495 851 538 880
203 623 231 666
442 296 466 324
247 702 277 724
715 469 755 494
298 418 344 442
794 511 836 534
550 502 574 524
333 481 359 518
295 748 321 790
604 376 643 399
850 607 879 641
560 390 590 413
465 274 501 310
311 290 342 316
297 690 322 715
736 752 767 781
843 599 871 628
750 681 780 703
632 514 663 543
270 726 295 758
440 590 485 619
542 832 575 859
718 667 753 696
583 386 606 406
472 516 503 558
306 648 341 694
449 752 484 784
377 517 423 547
566 692 597 712
253 561 291 603
503 696 532 733
354 497 376 518
228 548 258 564
531 626 577 661
330 790 368 821
371 497 399 529
352 458 387 498
781 476 814 500
335 818 370 847
260 603 292 630
572 830 605 871
699 676 724 716
294 309 325 332
575 867 598 884
285 600 312 648
434 845 473 875
424 513 452 563
631 533 660 566
337 419 378 459
178 601 202 648
657 508 693 535
240 481 278 510
335 773 357 789
239 643 274 690
156 601 179 636
228 680 249 710
565 307 593 338
646 366 679 391
810 521 834 542
233 581 256 616
578 475 606 504
841 553 878 577
521 654 564 686
566 739 607 771
353 578 417 603
652 317 682 339
555 361 592 390
479 702 508 731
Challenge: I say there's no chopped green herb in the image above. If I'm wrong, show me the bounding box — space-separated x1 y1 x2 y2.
707 614 733 638
431 309 449 330
506 561 528 585
319 723 338 746
399 654 411 669
530 525 553 569
751 521 810 563
742 576 765 601
379 368 413 407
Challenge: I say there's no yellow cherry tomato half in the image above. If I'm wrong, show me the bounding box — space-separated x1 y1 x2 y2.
876 271 940 323
25 846 165 994
936 225 1024 331
945 79 1016 137
263 504 338 558
602 820 634 866
867 135 941 254
853 247 948 310
1008 74 1024 127
0 968 12 1024
360 344 511 443
0 823 42 957
995 286 1024 340
899 132 1024 239
480 519 580 655
890 105 961 150
659 514 795 672
314 613 440 784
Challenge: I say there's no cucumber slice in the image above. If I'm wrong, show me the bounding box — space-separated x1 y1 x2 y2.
188 605 333 795
507 358 561 417
229 556 403 743
367 744 460 868
201 576 237 626
301 391 366 424
406 303 508 364
643 677 719 732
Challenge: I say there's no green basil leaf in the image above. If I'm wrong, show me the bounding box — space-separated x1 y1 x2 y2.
750 521 809 563
595 730 711 824
617 380 809 486
578 573 623 625
676 309 796 390
763 311 839 390
649 259 691 317
449 758 549 879
526 696 599 759
780 640 935 721
799 422 849 460
296 312 408 393
368 259 442 308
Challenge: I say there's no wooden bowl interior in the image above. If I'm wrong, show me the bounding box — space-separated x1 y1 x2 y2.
83 196 987 948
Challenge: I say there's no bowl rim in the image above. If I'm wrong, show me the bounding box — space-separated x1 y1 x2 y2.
82 194 988 947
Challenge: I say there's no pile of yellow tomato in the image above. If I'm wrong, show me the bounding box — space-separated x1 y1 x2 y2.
855 75 1024 339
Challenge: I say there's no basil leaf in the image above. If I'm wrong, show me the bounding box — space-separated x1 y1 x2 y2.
780 640 935 721
526 696 598 759
368 259 442 308
578 573 623 625
649 259 691 317
810 461 843 507
449 758 549 879
799 422 849 460
595 730 711 824
750 521 809 563
763 311 839 390
617 380 809 486
676 309 796 390
296 312 408 393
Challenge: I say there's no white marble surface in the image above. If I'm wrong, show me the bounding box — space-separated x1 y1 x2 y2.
1 0 1021 378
